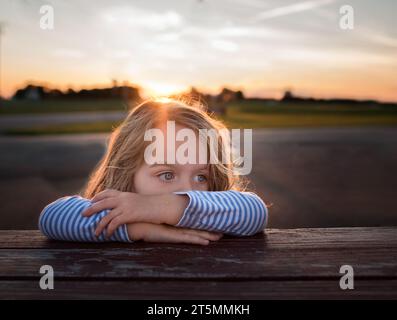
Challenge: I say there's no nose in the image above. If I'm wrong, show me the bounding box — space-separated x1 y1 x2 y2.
176 177 193 192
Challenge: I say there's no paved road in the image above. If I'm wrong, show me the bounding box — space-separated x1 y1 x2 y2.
1 127 396 229
0 111 127 130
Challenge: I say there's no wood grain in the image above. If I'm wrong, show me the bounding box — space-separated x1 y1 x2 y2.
0 228 396 299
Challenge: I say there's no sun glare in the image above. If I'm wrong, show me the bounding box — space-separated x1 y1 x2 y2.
142 81 187 98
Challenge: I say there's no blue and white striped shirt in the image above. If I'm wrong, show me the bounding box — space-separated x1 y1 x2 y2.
38 190 268 243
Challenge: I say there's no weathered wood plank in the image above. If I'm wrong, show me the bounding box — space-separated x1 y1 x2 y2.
1 280 396 300
0 246 396 279
0 230 265 249
1 227 396 249
1 228 396 299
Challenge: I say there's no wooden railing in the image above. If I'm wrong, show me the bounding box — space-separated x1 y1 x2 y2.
0 227 396 299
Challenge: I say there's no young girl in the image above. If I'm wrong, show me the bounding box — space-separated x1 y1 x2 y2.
38 98 268 246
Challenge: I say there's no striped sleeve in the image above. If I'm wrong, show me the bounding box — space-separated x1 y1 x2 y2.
38 195 133 243
173 190 268 236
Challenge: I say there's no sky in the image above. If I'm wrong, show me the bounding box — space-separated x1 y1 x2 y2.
0 0 396 101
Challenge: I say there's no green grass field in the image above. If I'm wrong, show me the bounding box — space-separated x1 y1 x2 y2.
222 100 397 128
3 121 123 136
2 99 397 135
0 99 130 114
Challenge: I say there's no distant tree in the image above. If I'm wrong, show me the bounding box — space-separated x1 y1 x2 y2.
217 87 245 104
12 82 141 102
281 90 295 101
235 90 245 100
13 85 45 100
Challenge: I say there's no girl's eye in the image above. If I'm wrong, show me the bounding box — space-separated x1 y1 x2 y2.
194 174 208 183
158 172 175 182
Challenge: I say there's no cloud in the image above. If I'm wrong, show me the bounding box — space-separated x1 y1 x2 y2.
52 48 86 59
102 7 183 31
211 39 239 52
361 29 397 49
253 0 337 21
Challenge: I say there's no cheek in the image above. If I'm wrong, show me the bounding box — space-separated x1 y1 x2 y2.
133 169 150 194
198 182 210 191
133 170 168 195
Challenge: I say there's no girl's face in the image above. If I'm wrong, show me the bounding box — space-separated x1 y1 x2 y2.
133 122 210 195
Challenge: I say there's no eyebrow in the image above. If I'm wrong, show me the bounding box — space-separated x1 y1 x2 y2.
148 163 209 170
148 163 175 168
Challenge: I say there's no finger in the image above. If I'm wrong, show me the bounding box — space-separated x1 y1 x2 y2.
207 231 224 240
181 234 210 245
182 228 222 237
106 216 124 239
95 209 122 237
142 226 210 245
198 230 223 240
91 189 119 203
82 198 117 217
183 229 223 241
168 230 209 245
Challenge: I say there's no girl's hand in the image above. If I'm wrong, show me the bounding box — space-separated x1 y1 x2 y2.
82 189 158 237
127 222 223 246
81 189 188 238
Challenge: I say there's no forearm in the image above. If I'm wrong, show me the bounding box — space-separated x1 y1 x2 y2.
171 190 268 236
38 195 134 242
158 194 190 225
126 222 153 241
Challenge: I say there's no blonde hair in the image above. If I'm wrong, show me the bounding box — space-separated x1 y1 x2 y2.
82 97 248 198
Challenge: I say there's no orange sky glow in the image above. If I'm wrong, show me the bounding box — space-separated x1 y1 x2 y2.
1 0 396 102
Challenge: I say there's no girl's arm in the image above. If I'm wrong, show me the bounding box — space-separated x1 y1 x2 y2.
172 190 268 237
80 189 268 238
38 195 134 242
